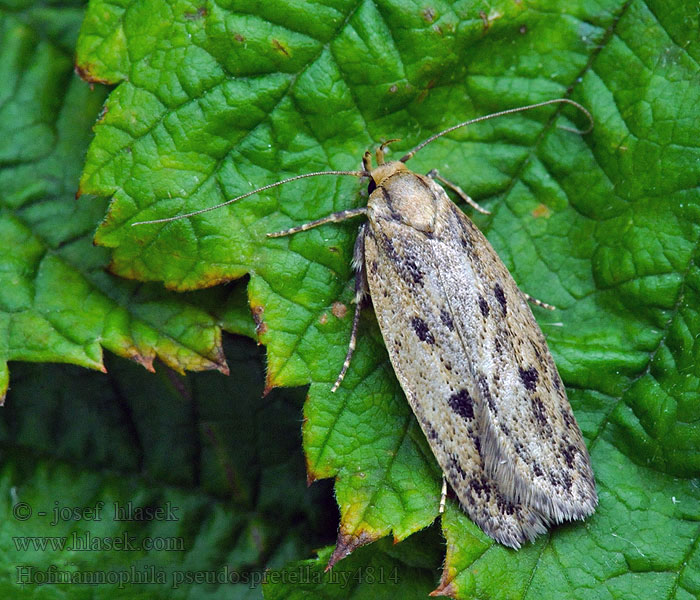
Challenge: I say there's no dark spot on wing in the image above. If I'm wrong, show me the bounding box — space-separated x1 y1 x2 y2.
477 375 495 411
533 463 544 477
382 235 399 263
500 422 510 436
519 366 539 391
553 373 562 391
378 233 424 287
561 471 573 491
494 283 507 315
560 407 575 430
448 389 474 421
404 258 424 285
530 340 542 361
496 492 515 515
448 454 467 479
531 396 548 427
478 295 490 317
560 443 577 469
440 309 454 331
411 316 435 344
423 421 440 442
469 474 491 496
472 433 482 457
548 472 561 488
512 439 526 459
369 260 378 275
367 178 377 195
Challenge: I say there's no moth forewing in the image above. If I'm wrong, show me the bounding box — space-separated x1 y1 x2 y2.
131 98 597 548
362 164 596 547
422 178 597 521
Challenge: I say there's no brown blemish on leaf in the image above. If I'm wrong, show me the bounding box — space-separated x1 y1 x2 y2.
234 33 245 43
184 6 206 19
326 528 380 570
531 203 551 219
331 302 347 319
479 10 490 30
417 79 436 103
304 465 317 487
96 105 108 124
251 305 267 338
209 337 231 375
389 84 398 93
128 351 156 373
263 371 279 396
74 63 112 85
430 579 457 598
479 9 503 31
422 7 436 23
272 39 291 57
319 313 328 325
431 535 459 597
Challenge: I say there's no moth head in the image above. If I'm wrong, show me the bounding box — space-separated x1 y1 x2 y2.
363 140 409 194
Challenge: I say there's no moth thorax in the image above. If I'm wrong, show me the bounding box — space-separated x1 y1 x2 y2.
372 168 438 234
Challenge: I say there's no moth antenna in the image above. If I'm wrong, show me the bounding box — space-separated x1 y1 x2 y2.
131 170 369 226
399 98 593 163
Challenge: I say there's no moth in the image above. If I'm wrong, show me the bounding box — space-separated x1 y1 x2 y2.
134 98 598 548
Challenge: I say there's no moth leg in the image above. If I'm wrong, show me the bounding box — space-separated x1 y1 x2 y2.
426 169 490 215
331 223 369 393
523 293 556 311
439 476 448 514
267 207 367 238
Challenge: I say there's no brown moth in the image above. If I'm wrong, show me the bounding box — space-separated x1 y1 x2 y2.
134 98 597 548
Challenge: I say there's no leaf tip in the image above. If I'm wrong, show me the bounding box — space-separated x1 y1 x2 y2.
430 581 457 598
74 63 112 86
326 528 381 570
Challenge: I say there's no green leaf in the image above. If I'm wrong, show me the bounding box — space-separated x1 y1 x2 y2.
0 5 259 401
1 338 332 598
75 0 700 598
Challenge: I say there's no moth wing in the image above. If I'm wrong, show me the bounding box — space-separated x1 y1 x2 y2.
363 220 548 548
431 190 597 522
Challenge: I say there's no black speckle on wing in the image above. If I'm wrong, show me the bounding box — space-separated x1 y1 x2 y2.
477 374 495 411
518 366 539 391
410 316 435 344
478 295 490 317
531 396 549 427
440 308 455 331
494 283 507 315
448 389 474 421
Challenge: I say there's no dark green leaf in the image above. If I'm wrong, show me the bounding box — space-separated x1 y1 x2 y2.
1 337 333 598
